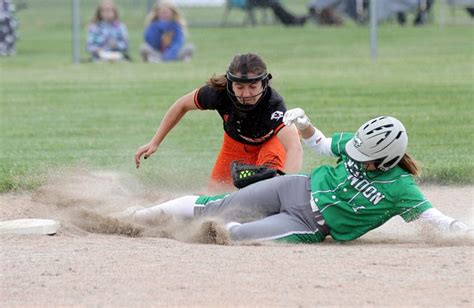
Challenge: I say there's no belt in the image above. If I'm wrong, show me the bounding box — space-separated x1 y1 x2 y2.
313 209 330 236
306 177 330 236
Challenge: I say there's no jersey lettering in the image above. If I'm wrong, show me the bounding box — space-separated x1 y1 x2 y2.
347 174 386 205
345 160 386 206
362 186 377 198
369 192 385 204
346 159 361 178
354 179 370 191
271 110 284 120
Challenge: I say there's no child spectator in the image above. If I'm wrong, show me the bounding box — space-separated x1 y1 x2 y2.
86 0 129 62
140 0 194 63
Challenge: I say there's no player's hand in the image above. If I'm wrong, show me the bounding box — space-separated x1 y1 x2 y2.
134 143 158 169
449 220 474 234
283 108 311 130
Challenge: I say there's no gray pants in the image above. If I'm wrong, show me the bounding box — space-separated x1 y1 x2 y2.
195 175 329 243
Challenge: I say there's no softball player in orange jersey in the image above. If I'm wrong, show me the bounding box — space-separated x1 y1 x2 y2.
135 53 302 191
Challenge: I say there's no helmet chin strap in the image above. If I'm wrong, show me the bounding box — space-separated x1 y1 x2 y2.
234 89 265 102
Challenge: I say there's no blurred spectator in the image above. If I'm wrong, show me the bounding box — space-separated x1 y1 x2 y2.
308 6 343 26
140 0 194 63
465 7 474 17
445 0 474 18
250 0 307 26
307 0 359 25
308 0 436 26
86 0 129 62
396 0 434 26
0 0 18 56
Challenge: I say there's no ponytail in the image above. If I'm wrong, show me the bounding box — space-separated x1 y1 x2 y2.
398 153 421 177
206 74 227 90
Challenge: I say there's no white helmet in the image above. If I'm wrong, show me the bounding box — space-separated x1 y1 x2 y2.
345 116 408 171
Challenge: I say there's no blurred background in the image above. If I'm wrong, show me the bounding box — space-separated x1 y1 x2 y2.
3 0 474 61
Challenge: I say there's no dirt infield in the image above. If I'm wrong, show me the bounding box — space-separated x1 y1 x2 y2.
1 170 473 306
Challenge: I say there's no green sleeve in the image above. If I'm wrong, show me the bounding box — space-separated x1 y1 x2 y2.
330 132 354 157
398 182 433 222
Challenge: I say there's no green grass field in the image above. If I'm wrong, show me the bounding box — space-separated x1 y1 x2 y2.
0 0 473 192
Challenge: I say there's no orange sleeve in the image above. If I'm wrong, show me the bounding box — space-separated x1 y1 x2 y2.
273 122 286 135
193 87 204 109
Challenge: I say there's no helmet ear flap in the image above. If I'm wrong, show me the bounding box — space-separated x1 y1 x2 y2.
378 156 401 171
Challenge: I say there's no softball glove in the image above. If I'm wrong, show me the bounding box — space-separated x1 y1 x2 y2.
231 161 282 189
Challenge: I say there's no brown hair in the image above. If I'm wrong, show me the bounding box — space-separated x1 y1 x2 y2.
207 53 268 90
398 153 421 176
92 0 120 23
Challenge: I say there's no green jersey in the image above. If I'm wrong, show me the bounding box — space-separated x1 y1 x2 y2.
310 133 432 241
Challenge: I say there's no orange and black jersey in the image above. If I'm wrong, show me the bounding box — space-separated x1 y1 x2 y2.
194 85 287 145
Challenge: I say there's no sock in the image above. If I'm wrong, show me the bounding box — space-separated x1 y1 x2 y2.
134 195 199 221
225 221 242 231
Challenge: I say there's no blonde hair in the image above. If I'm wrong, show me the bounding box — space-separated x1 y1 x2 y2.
92 0 120 23
145 0 187 29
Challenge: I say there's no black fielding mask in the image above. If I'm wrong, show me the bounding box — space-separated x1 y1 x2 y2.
225 55 272 112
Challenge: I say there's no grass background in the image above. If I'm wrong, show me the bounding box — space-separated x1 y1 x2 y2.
0 0 473 192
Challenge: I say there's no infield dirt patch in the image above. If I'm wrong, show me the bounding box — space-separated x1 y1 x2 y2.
1 169 472 306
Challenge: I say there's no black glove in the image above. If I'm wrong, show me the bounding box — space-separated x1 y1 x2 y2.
231 161 283 189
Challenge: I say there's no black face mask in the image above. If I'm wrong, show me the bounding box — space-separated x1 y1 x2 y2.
225 71 272 112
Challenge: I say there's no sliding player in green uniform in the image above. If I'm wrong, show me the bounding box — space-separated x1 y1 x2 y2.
115 109 473 243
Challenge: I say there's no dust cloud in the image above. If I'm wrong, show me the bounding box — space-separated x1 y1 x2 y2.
0 167 472 246
0 168 230 244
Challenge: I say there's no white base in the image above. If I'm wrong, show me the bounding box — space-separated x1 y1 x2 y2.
0 219 60 235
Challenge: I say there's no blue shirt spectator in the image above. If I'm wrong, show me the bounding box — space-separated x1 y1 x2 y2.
140 0 194 63
144 20 184 61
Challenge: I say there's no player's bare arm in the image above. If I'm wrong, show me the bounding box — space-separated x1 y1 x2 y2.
276 124 303 173
135 90 199 169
